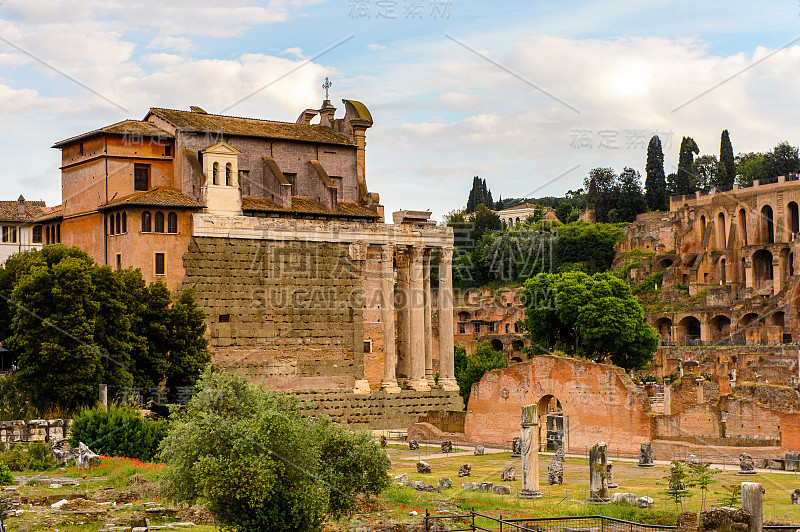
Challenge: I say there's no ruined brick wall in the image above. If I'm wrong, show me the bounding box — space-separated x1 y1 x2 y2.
464 355 652 454
182 236 365 391
289 390 463 429
723 398 782 442
734 382 800 413
655 403 722 441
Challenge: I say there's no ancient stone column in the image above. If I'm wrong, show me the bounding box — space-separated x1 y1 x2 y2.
438 247 458 391
589 442 609 502
408 247 430 391
396 249 411 380
380 245 401 393
520 404 541 498
423 249 434 386
772 258 781 294
99 384 108 411
744 258 753 288
741 482 764 532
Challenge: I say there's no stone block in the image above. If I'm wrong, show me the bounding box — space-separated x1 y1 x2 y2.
493 485 511 495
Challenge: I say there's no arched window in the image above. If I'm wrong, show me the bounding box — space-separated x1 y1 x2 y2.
226 163 232 186
738 208 748 245
45 226 50 244
109 215 115 235
56 224 60 243
761 205 774 243
154 211 164 233
212 162 219 185
115 213 121 235
167 212 177 234
142 211 152 232
121 212 127 233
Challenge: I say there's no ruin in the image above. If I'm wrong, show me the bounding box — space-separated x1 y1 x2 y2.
589 442 609 502
519 404 541 498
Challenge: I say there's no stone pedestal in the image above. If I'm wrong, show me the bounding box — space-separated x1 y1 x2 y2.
589 442 609 502
741 482 764 532
520 404 541 498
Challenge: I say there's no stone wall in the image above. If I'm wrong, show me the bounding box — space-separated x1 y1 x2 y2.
464 355 652 455
288 390 463 429
0 419 71 444
183 236 365 391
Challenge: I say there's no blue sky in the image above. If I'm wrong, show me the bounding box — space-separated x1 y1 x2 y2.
1 0 800 221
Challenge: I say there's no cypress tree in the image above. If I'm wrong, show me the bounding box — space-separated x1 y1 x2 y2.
644 135 668 211
719 130 735 190
676 137 699 195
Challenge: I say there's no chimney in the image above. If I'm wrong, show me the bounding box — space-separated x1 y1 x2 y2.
17 195 25 217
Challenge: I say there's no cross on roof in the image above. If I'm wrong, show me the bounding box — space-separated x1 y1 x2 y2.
322 77 332 100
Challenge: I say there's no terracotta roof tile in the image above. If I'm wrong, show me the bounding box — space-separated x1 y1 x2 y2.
242 196 380 219
99 188 203 210
32 205 63 223
52 120 174 148
147 108 353 146
0 197 47 222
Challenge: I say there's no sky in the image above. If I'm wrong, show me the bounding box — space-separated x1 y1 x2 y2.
1 0 800 222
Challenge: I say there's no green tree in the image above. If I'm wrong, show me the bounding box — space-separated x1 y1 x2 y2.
691 155 720 191
455 341 507 407
1 246 209 411
644 135 668 211
687 461 718 511
735 152 766 186
69 404 168 461
465 176 494 213
312 417 390 518
519 271 658 370
9 256 103 410
616 167 646 222
719 130 735 190
469 203 502 244
165 289 210 402
584 167 619 223
675 137 700 195
763 141 800 179
159 369 389 531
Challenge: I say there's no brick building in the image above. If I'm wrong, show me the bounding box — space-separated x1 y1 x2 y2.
43 98 462 423
620 176 800 345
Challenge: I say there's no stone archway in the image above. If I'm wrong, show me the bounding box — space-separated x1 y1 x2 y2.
491 338 504 352
537 394 565 451
709 314 731 343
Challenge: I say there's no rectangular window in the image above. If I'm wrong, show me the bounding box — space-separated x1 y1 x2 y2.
164 144 172 157
155 253 165 276
283 173 296 196
363 340 372 354
219 314 231 323
1 226 17 243
488 322 496 333
32 225 42 243
134 165 150 191
116 254 121 269
458 323 466 334
473 322 481 334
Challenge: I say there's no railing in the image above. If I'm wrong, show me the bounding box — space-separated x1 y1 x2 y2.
423 512 677 532
659 336 796 347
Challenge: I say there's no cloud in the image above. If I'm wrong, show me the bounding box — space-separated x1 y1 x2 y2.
367 44 387 51
147 36 193 53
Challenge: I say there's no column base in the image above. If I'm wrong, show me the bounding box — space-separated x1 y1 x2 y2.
519 489 542 499
407 378 431 392
380 380 402 393
353 379 371 394
439 377 459 392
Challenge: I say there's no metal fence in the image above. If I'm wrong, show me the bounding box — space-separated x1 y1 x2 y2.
423 512 677 532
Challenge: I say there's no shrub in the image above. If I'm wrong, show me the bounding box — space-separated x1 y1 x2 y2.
0 462 13 484
159 369 391 532
69 404 168 461
0 442 56 472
